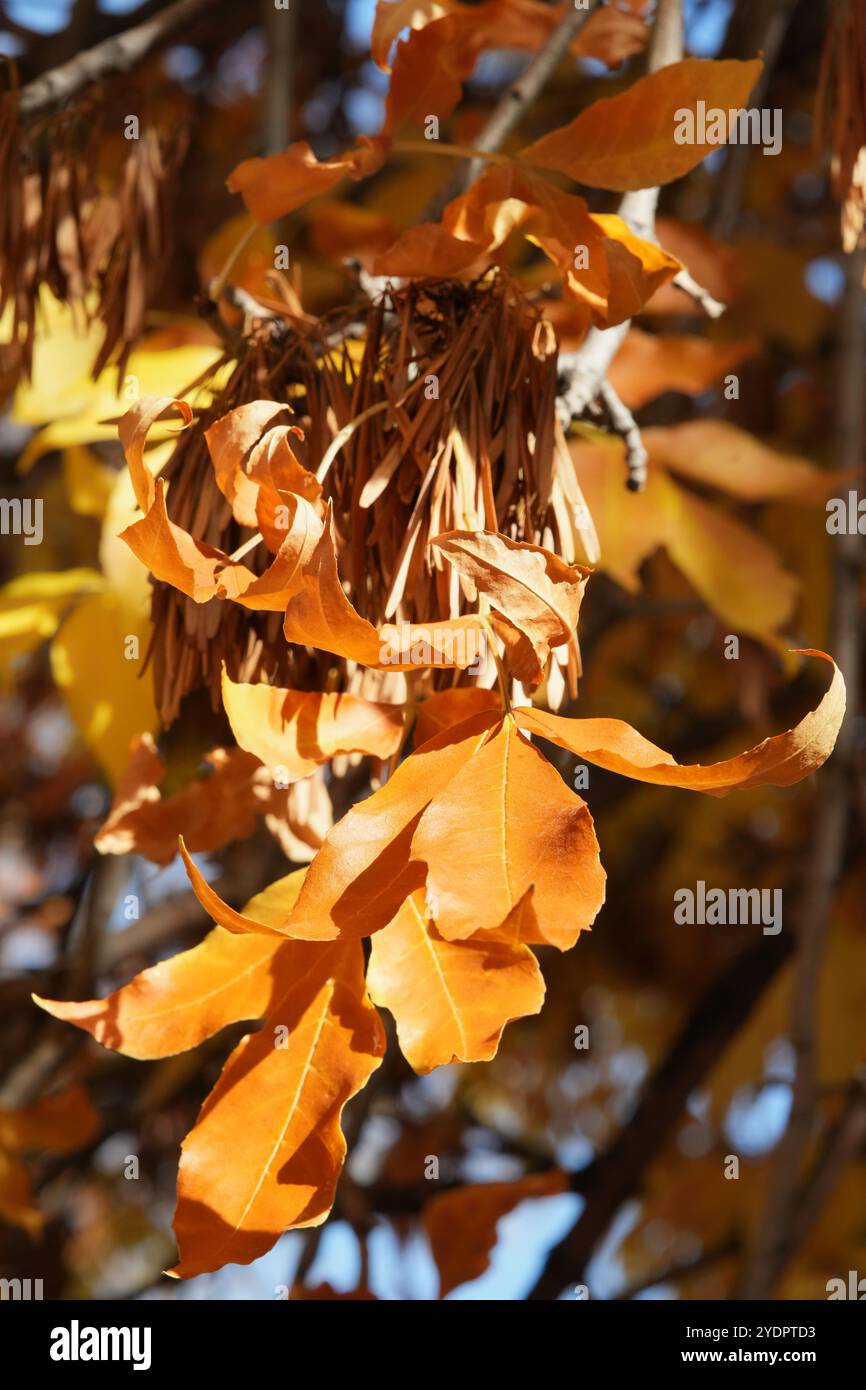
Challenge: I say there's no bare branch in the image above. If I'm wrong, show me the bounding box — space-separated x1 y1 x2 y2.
598 377 648 490
17 0 212 118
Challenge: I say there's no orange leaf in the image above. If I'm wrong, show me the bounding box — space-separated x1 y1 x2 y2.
95 735 271 865
514 651 845 795
412 716 605 948
372 1 448 69
121 484 323 612
372 1 648 73
222 670 406 780
0 1086 100 1154
414 688 502 746
227 136 387 225
367 889 544 1072
182 710 500 941
385 13 478 130
205 400 321 549
373 165 676 324
120 479 257 602
34 925 292 1059
572 439 802 644
644 419 853 502
608 328 757 409
519 58 763 191
119 395 193 513
170 936 384 1275
282 506 486 670
589 213 682 321
38 876 385 1277
425 1171 568 1296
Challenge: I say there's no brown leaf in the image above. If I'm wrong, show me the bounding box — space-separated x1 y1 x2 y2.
432 528 590 669
519 58 763 191
425 1171 568 1296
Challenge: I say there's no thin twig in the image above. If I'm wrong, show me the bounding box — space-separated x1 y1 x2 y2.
555 0 684 483
597 377 648 491
422 0 601 220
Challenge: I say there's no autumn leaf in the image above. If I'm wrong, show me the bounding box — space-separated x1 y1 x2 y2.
372 0 449 68
171 941 384 1275
222 669 406 780
572 423 845 646
643 419 853 502
227 137 388 225
120 477 323 612
424 1171 568 1296
34 921 287 1059
519 58 763 191
515 651 845 795
607 328 757 410
95 734 278 865
0 1087 100 1235
0 568 103 672
36 873 386 1277
118 395 193 514
282 505 487 670
414 687 502 746
181 710 501 941
373 164 679 325
49 590 158 783
367 888 545 1072
371 0 648 74
412 715 605 948
204 400 321 549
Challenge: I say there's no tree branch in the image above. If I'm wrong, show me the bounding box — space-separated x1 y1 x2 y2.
736 244 866 1299
555 0 684 485
527 929 793 1299
423 0 601 220
16 0 213 118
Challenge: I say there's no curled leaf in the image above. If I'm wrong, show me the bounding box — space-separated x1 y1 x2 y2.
515 651 844 795
432 529 590 670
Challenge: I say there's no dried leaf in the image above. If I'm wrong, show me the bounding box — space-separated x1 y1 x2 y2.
519 58 763 191
432 529 590 668
282 507 487 670
425 1171 568 1296
37 876 385 1277
182 711 500 940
